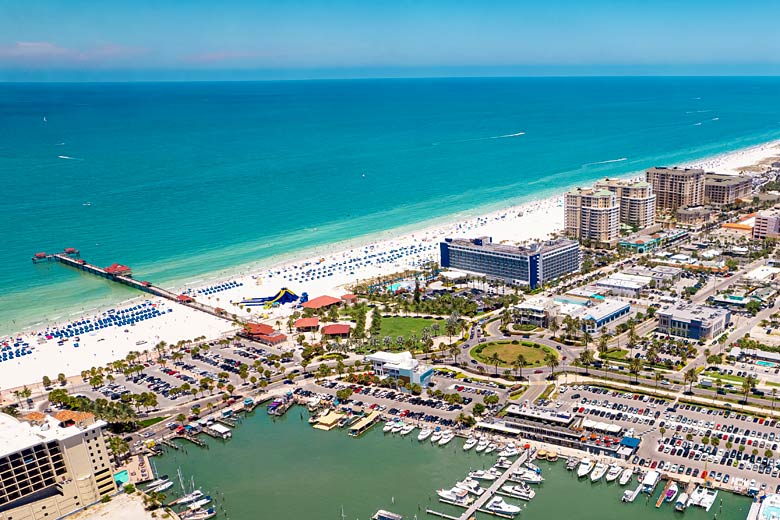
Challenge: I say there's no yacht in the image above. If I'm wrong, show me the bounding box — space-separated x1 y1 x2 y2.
455 478 485 496
383 421 395 433
485 497 521 516
665 482 679 502
183 508 216 520
499 446 519 458
565 458 580 471
674 493 688 512
438 430 455 446
502 484 536 501
417 428 433 442
468 469 498 481
512 469 544 484
400 423 415 436
484 442 498 454
577 458 595 478
430 429 443 443
619 468 633 486
437 487 473 506
187 497 213 510
174 489 204 505
463 437 478 451
475 438 489 452
151 480 174 493
495 457 512 469
525 461 541 473
590 462 607 482
605 464 623 483
391 421 404 434
145 476 170 489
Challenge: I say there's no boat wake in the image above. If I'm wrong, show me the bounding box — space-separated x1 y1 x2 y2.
489 131 525 139
583 157 627 166
685 109 711 114
712 117 720 121
433 131 525 145
693 122 703 126
58 155 82 160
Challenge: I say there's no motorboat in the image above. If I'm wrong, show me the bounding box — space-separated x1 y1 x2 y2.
499 446 519 458
400 423 415 436
565 458 579 471
151 480 173 493
475 438 489 452
438 430 455 446
546 451 559 461
463 437 478 451
512 468 544 484
619 468 633 486
391 421 404 434
383 421 395 433
174 489 204 505
187 497 212 510
417 428 433 442
484 442 498 454
485 497 521 516
437 487 473 506
455 478 485 496
525 461 541 473
183 508 216 520
577 458 594 478
605 464 623 483
468 469 498 481
495 457 512 469
430 429 443 443
590 462 607 482
501 484 536 501
665 481 679 502
145 476 170 489
675 493 688 511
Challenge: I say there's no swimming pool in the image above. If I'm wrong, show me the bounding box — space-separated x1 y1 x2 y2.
757 361 777 368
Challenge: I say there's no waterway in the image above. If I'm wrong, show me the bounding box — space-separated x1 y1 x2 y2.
154 407 752 519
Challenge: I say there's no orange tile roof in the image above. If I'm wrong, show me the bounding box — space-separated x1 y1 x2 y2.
24 412 46 422
321 324 351 335
53 410 94 423
295 317 320 329
302 295 341 309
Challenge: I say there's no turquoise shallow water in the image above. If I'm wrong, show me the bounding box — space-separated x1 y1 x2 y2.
153 407 752 519
2 77 780 333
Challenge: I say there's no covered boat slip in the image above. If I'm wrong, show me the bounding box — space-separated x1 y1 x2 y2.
349 411 381 437
312 411 345 431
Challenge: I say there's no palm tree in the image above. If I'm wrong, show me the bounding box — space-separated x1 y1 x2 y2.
449 344 460 365
512 354 526 380
772 388 778 414
548 317 560 339
579 349 594 375
654 372 664 395
545 353 559 378
582 330 592 352
488 352 502 375
742 375 757 405
683 368 697 394
628 358 642 384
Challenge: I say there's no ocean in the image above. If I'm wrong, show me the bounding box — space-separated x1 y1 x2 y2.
2 77 780 334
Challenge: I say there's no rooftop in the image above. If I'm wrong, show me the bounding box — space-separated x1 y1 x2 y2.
0 412 103 457
657 304 730 323
443 236 579 258
302 295 342 309
504 404 575 425
705 173 751 186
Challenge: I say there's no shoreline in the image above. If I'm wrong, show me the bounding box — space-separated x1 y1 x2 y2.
1 138 779 389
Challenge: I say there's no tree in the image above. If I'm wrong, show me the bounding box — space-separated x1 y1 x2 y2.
317 363 332 381
89 374 104 389
483 394 500 406
107 436 129 467
42 375 52 388
473 403 486 415
628 358 642 384
487 352 502 375
336 388 353 402
512 354 526 380
742 375 757 404
176 413 186 423
549 317 560 339
659 427 666 438
579 349 594 374
684 368 698 394
654 372 664 395
545 353 560 378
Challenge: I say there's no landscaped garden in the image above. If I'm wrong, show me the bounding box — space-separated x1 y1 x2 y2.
470 340 557 368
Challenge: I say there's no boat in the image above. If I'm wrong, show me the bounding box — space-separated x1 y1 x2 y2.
437 487 473 506
619 468 633 486
187 497 213 510
536 449 547 459
417 428 433 441
151 480 174 493
372 510 404 520
525 462 541 473
502 484 536 501
463 437 478 451
400 423 415 436
495 457 512 469
565 458 579 471
675 493 688 512
546 451 559 462
485 496 522 516
484 442 498 454
577 458 594 478
145 476 170 489
309 409 328 425
475 438 489 452
665 482 679 502
383 421 395 433
173 489 204 505
468 469 498 481
183 508 216 520
499 446 519 458
455 478 485 496
430 429 443 443
512 468 544 484
438 430 455 446
605 464 623 483
391 421 404 434
590 462 607 482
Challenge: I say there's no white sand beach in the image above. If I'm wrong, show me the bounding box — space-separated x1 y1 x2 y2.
2 140 779 390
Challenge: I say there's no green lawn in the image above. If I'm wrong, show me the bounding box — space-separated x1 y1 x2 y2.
377 317 440 339
470 341 557 368
601 348 628 361
137 416 166 428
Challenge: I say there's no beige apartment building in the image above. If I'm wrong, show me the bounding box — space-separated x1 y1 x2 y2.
0 411 116 520
593 178 657 229
753 210 780 240
704 173 752 206
646 167 705 211
564 188 620 247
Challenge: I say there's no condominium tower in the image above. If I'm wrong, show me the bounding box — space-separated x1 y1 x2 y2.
704 173 752 206
593 178 657 229
564 188 620 246
0 411 116 520
645 167 705 211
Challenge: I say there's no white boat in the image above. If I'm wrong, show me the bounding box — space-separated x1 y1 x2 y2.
174 490 204 505
577 458 594 478
382 421 395 433
438 430 455 446
498 446 519 458
484 442 498 454
485 496 521 516
605 464 623 483
463 437 478 451
400 423 415 436
565 457 580 471
525 461 540 473
665 482 679 502
675 492 688 511
590 462 607 482
391 421 404 433
430 430 443 443
475 438 489 452
187 497 212 510
437 487 473 505
495 457 512 469
619 468 633 486
417 428 433 441
184 508 216 520
145 476 170 489
455 478 485 496
501 484 536 501
151 481 173 493
469 469 498 481
512 468 544 484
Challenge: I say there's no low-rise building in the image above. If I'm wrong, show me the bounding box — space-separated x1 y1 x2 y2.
618 228 689 254
594 273 653 297
576 299 632 333
675 206 717 229
0 411 116 520
704 173 752 206
623 265 683 283
365 351 433 387
656 304 731 340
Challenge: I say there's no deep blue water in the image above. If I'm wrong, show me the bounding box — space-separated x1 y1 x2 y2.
2 77 780 333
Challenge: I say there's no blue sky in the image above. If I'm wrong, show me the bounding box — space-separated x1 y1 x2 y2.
2 0 780 80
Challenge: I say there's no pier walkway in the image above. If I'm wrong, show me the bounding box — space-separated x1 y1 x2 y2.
457 450 530 520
